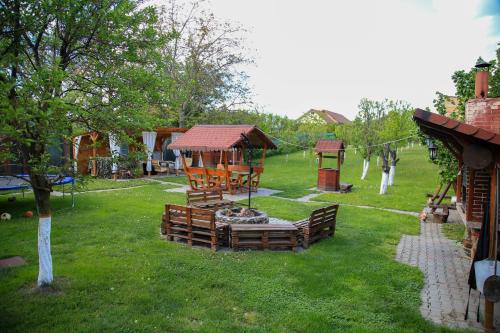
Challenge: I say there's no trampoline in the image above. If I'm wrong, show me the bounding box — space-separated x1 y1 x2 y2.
0 174 76 207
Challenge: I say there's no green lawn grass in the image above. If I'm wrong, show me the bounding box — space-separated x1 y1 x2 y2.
262 146 444 212
0 148 470 332
442 223 466 243
0 186 466 332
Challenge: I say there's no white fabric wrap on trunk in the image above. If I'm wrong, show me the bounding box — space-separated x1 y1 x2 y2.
142 131 157 172
388 165 396 186
73 136 82 173
380 171 389 194
171 132 183 170
108 133 120 173
38 216 53 286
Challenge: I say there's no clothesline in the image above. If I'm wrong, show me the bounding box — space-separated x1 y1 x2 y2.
264 132 420 151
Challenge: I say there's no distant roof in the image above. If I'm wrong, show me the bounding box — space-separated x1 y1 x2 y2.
315 140 345 153
301 109 351 124
413 108 500 147
444 96 458 117
167 125 277 151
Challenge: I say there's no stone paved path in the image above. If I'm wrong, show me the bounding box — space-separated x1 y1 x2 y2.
396 221 483 331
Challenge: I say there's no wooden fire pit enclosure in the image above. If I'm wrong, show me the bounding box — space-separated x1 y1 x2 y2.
315 140 344 191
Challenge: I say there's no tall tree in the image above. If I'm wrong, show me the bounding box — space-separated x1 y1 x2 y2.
353 98 386 180
379 100 415 186
0 0 163 286
432 46 500 184
157 0 252 127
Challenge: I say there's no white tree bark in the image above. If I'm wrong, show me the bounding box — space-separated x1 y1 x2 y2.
37 216 53 286
361 159 369 180
380 172 389 194
388 165 396 186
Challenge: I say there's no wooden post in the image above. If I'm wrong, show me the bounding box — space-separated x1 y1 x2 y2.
485 163 497 331
89 132 99 177
456 160 463 203
318 153 322 169
259 144 267 167
466 169 475 222
337 151 341 170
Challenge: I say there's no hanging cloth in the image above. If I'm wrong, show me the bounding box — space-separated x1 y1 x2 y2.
73 135 82 174
108 133 120 173
171 132 183 170
142 131 157 172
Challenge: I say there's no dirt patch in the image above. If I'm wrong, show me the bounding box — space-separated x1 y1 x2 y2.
20 277 70 296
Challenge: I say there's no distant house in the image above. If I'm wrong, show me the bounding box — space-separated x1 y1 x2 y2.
443 96 459 117
298 109 351 125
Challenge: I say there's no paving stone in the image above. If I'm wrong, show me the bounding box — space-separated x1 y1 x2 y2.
396 221 485 331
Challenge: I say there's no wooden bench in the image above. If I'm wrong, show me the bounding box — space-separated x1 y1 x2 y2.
230 224 298 251
293 205 338 248
160 204 228 251
186 188 234 211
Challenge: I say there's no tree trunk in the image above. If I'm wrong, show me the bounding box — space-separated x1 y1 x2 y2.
361 159 370 180
179 101 187 128
31 174 53 287
380 171 389 194
388 165 396 186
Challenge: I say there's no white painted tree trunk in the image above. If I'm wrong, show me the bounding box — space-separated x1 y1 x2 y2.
37 216 53 286
388 165 396 186
361 159 369 180
380 172 389 194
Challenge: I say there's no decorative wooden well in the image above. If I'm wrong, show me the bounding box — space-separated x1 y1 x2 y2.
315 140 344 191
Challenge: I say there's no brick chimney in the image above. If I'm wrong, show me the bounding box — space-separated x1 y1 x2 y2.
465 57 500 134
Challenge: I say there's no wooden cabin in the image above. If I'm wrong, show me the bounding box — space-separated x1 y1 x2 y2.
315 140 344 191
168 125 277 193
73 127 188 176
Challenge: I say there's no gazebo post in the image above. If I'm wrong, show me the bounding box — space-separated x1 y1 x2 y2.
259 144 267 167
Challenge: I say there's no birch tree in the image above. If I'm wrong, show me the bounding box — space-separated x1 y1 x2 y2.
0 0 163 287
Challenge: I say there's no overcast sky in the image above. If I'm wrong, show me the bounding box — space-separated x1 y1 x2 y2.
171 0 500 120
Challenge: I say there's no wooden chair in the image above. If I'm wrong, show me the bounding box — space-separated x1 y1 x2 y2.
161 204 228 251
230 224 298 251
186 167 207 190
293 205 338 248
248 166 264 192
206 168 229 190
152 160 169 174
186 188 234 211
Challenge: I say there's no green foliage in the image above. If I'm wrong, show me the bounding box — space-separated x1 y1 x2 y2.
350 98 415 161
0 152 455 332
0 0 164 206
430 46 500 185
157 0 252 127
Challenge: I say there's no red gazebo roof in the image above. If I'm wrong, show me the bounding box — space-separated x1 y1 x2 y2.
167 125 276 152
315 140 344 153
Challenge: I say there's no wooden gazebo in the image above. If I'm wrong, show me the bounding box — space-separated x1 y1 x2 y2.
315 140 344 191
168 125 276 193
